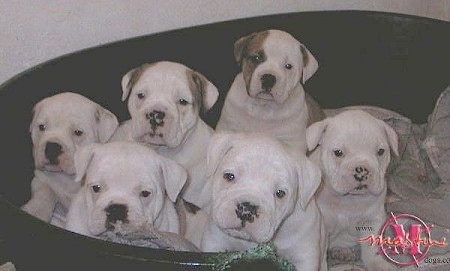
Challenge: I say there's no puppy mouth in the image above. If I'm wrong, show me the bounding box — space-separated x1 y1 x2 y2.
254 91 274 101
42 164 64 173
345 184 368 195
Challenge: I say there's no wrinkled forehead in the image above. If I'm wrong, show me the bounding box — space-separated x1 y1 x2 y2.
325 120 388 150
262 33 301 59
89 151 162 183
222 144 293 179
34 99 96 123
132 64 191 95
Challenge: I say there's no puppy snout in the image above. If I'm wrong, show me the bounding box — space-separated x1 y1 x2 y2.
105 204 128 226
235 202 259 227
146 110 166 127
261 74 276 92
44 142 63 164
353 166 370 182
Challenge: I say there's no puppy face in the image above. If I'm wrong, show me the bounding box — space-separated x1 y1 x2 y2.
121 61 218 148
29 92 118 175
307 110 399 196
74 142 187 236
207 133 321 243
234 29 318 104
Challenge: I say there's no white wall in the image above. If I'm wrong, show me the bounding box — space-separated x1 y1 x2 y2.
1 0 449 84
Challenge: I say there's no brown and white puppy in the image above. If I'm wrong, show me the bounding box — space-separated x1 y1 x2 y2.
199 132 327 271
306 110 399 271
111 61 218 208
65 141 187 237
216 29 324 154
22 92 119 225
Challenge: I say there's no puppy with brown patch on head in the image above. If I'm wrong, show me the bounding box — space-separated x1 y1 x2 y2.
65 141 187 237
198 132 327 271
216 29 324 154
22 92 119 225
306 110 399 271
110 61 219 209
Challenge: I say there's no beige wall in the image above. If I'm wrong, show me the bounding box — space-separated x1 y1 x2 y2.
1 0 449 84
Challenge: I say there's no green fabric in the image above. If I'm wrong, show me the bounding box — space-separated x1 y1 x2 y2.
206 242 295 271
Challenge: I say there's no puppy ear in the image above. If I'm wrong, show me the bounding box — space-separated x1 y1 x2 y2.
381 120 399 157
296 157 322 210
121 64 151 101
187 70 219 114
234 32 257 64
306 119 328 151
74 144 99 184
95 107 119 143
206 132 235 178
160 158 188 202
300 44 319 84
29 101 42 133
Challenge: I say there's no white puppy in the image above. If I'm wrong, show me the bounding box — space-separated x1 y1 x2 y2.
65 141 187 237
199 132 327 271
306 110 399 271
111 61 218 208
22 92 119 224
216 29 324 153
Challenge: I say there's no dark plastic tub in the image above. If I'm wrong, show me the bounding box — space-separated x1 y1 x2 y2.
0 10 449 270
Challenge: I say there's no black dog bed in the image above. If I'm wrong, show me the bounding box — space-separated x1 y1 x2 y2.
0 10 449 270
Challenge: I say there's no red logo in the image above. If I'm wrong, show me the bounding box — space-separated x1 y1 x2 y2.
359 213 447 267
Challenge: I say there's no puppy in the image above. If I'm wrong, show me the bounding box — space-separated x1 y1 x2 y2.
111 61 218 208
216 29 324 153
306 110 399 271
199 132 327 271
65 141 187 237
22 92 119 224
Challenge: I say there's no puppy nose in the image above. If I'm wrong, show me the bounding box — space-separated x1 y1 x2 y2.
235 201 259 226
354 166 370 182
45 142 63 164
105 204 128 224
146 110 166 127
261 74 276 91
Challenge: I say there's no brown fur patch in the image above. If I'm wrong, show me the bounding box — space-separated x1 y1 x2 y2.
300 44 309 68
186 70 205 115
234 31 269 91
125 63 155 96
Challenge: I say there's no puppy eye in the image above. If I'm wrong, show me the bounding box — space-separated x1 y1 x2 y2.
74 129 84 136
223 172 235 182
140 190 151 198
179 99 189 106
38 124 46 131
137 93 145 99
250 55 262 64
285 63 293 70
91 185 101 193
333 149 344 157
275 190 286 199
377 148 385 156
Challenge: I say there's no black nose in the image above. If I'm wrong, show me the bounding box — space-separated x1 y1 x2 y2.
354 167 369 182
45 142 63 164
105 204 128 226
261 74 276 91
146 110 166 127
235 202 258 227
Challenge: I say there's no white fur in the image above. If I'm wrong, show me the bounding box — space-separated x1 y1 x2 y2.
307 110 399 271
111 61 218 208
65 141 187 237
216 29 319 153
22 92 119 224
197 132 327 271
